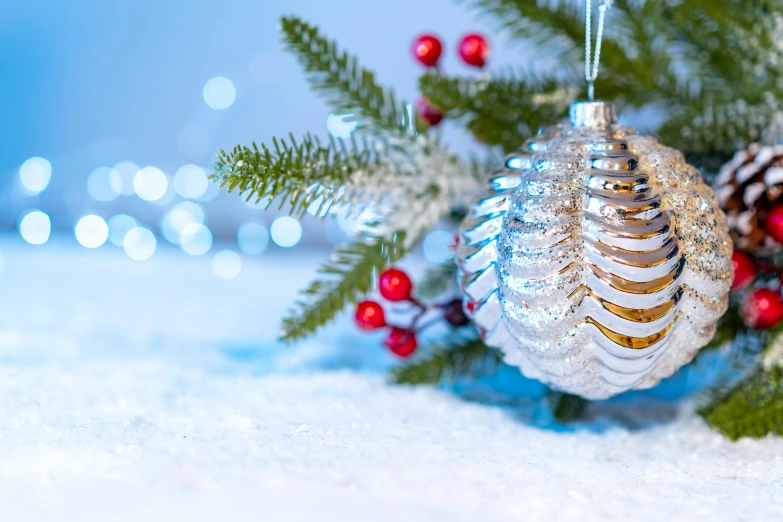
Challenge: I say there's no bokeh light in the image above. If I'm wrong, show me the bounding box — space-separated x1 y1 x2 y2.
180 223 213 255
108 214 138 246
423 229 456 263
113 161 139 195
74 215 109 248
326 112 358 139
174 165 209 199
123 227 156 260
19 210 52 245
203 76 236 110
270 216 302 248
161 202 205 244
212 250 242 280
237 221 269 255
133 167 168 201
19 157 52 194
87 166 121 202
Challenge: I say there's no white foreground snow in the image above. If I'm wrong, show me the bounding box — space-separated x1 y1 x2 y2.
0 238 782 521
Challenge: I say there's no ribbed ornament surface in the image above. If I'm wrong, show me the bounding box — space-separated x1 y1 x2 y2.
457 102 733 399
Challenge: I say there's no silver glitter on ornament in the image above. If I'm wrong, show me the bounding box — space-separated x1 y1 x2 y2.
457 101 733 399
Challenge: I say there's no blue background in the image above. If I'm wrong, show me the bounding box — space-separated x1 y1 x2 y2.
0 0 527 243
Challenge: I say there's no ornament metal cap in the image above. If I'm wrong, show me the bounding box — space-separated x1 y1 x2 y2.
569 101 617 129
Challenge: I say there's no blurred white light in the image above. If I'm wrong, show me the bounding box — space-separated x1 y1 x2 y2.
203 76 236 110
180 223 213 255
19 157 52 193
324 218 348 245
108 214 137 246
134 167 168 201
123 227 156 260
19 210 51 245
160 202 205 244
113 161 139 195
212 250 242 280
87 166 121 202
237 221 269 255
174 165 209 199
75 215 109 248
270 216 302 248
327 113 358 139
199 181 220 202
423 230 456 264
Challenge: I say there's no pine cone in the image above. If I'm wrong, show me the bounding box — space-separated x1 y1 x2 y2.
713 143 783 252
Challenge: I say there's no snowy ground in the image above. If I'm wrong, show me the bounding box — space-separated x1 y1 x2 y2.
1 237 782 521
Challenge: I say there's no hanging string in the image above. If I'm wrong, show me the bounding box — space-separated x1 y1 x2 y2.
584 0 612 101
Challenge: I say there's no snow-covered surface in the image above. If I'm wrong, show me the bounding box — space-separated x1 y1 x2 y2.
1 237 782 521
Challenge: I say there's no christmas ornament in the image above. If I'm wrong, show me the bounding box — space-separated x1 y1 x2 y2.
355 300 387 330
742 288 783 330
731 250 756 290
713 143 783 251
457 101 733 399
379 268 413 302
416 97 444 126
384 327 418 357
457 33 489 68
412 34 443 67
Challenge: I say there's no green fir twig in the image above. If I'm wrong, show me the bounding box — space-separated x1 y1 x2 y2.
416 263 458 300
280 233 407 343
211 133 382 218
548 391 587 424
419 72 574 152
699 366 783 440
280 15 423 134
391 336 501 385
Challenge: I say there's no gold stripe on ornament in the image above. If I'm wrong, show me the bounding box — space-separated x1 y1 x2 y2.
586 258 684 294
586 312 681 349
587 236 679 268
569 285 683 323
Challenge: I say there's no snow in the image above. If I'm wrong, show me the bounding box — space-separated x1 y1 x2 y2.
0 237 782 521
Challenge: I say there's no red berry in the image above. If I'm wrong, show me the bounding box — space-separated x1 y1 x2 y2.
416 97 444 126
412 34 443 67
731 250 756 290
355 300 386 330
767 205 783 244
443 299 469 327
384 327 418 357
379 268 413 302
458 33 490 68
741 288 783 329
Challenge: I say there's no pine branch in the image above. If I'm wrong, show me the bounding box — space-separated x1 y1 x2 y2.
211 133 384 218
458 0 583 70
391 335 501 385
280 15 422 134
547 391 587 424
415 262 458 300
699 366 783 440
659 95 780 157
419 72 575 152
280 233 407 343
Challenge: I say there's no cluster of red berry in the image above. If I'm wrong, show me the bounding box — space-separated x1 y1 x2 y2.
732 249 783 330
354 267 468 358
410 32 490 127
